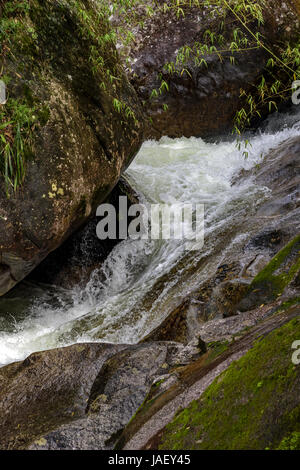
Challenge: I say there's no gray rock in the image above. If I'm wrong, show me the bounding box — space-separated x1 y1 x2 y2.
0 341 185 450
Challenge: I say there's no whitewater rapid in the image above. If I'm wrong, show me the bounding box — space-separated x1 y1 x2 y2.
0 109 299 366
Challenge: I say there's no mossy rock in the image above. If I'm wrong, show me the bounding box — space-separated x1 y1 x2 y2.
158 315 300 450
0 0 144 296
238 234 300 312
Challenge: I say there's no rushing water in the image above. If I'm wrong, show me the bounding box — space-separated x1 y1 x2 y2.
0 109 299 366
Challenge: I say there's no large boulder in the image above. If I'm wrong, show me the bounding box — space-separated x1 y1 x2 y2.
0 342 124 450
0 296 299 450
0 340 186 450
0 0 144 296
112 0 299 138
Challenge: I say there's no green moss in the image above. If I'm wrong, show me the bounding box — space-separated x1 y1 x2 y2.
37 106 50 126
276 431 300 450
205 341 229 364
276 297 300 313
70 0 138 125
0 1 43 193
238 235 300 311
159 316 300 450
251 234 300 296
0 96 36 194
0 0 139 193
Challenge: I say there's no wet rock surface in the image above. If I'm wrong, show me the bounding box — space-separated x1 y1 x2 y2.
142 135 300 343
106 135 300 451
28 342 184 450
27 177 141 289
0 297 299 450
0 342 124 450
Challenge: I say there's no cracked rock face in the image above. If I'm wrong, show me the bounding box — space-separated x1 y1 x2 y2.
0 0 144 296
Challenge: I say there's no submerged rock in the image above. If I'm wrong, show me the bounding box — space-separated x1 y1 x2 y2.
0 0 144 296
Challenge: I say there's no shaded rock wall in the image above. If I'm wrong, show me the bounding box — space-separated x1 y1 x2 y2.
112 0 299 138
0 0 144 296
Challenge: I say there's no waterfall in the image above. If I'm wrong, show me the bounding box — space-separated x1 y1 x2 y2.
0 108 299 366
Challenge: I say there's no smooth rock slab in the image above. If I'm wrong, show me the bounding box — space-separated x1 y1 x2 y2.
0 343 124 450
0 341 184 450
